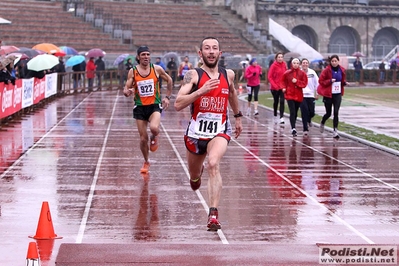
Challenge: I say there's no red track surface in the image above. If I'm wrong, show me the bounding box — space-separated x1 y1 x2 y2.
1 90 399 265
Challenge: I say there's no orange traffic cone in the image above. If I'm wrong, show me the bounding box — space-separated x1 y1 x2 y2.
29 201 62 240
238 85 243 94
26 241 40 266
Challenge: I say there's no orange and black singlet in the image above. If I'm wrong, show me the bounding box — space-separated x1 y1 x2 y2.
132 63 161 106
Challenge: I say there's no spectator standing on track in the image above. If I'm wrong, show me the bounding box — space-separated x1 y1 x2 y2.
317 55 349 139
53 56 66 93
268 52 287 124
118 61 125 89
123 46 173 174
300 58 319 135
178 56 193 87
280 58 308 137
95 56 105 90
86 57 96 91
167 57 177 88
353 57 362 85
155 57 166 89
238 57 249 81
244 58 262 116
174 37 243 231
379 60 386 84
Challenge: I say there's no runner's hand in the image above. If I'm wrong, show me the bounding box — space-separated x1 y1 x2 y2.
123 87 133 97
198 79 220 96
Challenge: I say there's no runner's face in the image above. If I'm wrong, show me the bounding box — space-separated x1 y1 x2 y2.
200 39 220 68
138 52 151 66
276 54 283 63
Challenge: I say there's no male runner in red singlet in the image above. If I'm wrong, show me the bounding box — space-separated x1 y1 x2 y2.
124 46 173 174
174 37 243 231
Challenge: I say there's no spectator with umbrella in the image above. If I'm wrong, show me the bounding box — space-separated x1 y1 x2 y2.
52 57 66 93
0 57 16 85
95 56 105 90
353 57 363 85
86 57 96 91
66 55 86 92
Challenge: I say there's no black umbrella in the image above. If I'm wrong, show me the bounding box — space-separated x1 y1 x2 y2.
18 47 42 58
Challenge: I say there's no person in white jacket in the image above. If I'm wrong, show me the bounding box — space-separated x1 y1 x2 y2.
300 58 319 135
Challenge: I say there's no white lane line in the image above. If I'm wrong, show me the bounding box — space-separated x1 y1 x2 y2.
0 95 91 179
231 137 374 245
240 104 399 192
75 92 120 243
161 123 229 244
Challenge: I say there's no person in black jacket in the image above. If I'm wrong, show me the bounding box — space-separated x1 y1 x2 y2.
0 62 15 85
95 56 105 90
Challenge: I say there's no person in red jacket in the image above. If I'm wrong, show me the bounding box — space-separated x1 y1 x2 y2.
244 58 262 116
317 54 349 139
86 57 96 91
280 58 308 137
268 52 287 124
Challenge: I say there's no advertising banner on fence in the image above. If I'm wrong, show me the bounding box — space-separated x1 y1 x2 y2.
22 78 34 109
45 72 57 98
33 77 46 105
0 80 23 120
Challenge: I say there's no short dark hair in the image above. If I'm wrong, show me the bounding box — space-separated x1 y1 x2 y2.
275 52 283 60
329 54 340 62
200 37 220 51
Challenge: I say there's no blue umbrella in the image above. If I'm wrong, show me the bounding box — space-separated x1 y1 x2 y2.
113 53 130 66
60 46 78 55
66 55 85 67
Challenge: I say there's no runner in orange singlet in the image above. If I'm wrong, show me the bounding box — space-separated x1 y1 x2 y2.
174 37 243 231
124 46 173 174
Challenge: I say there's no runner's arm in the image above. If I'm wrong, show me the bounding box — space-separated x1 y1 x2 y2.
123 69 135 97
174 69 199 111
155 65 173 110
227 69 242 138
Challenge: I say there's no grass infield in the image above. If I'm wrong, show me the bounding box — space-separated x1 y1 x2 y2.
255 87 399 151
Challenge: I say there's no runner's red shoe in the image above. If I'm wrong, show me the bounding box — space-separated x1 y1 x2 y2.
150 135 159 152
190 164 204 191
207 208 221 231
140 161 150 173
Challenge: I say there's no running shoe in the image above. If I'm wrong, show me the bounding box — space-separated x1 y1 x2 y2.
333 130 340 139
246 107 251 116
303 131 309 136
308 121 313 128
207 208 221 231
280 117 285 124
140 161 150 173
190 165 204 191
150 135 159 152
254 110 259 116
292 128 297 137
320 123 325 133
274 116 278 124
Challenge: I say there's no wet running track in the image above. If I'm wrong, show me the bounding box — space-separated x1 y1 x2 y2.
1 90 399 265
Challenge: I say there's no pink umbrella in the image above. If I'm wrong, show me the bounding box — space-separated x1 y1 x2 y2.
352 51 365 57
85 48 106 58
0 45 19 55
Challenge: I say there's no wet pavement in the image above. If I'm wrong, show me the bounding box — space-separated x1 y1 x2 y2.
1 90 399 265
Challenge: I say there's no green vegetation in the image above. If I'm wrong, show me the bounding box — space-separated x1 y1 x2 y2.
256 87 399 151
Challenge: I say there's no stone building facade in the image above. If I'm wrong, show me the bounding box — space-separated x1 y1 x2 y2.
215 0 399 58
